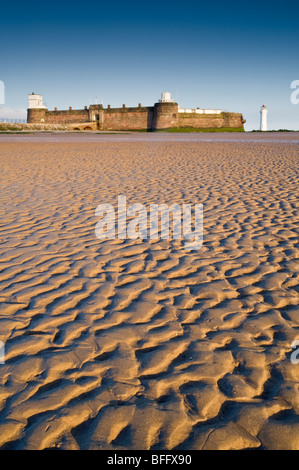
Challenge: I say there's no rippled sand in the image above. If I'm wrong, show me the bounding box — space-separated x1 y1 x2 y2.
0 134 298 450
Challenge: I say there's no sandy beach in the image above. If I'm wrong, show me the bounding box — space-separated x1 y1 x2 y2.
0 132 298 450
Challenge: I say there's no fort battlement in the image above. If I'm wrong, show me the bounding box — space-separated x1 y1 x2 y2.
27 92 246 131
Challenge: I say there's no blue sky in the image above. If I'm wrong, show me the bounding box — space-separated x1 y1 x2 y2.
0 0 299 130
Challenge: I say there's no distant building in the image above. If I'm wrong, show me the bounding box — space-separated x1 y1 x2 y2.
260 104 268 131
27 92 246 131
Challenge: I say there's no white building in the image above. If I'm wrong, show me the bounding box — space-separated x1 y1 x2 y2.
178 107 222 114
159 92 174 103
260 104 268 131
28 93 47 109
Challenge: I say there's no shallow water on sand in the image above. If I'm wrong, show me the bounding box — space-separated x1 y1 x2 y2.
1 131 299 144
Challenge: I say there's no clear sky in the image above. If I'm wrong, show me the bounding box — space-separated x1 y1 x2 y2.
1 0 299 130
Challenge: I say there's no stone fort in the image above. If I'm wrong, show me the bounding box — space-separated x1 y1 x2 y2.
27 92 246 131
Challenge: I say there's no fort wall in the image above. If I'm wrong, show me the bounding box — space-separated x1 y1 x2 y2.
102 106 153 131
45 109 89 124
27 98 245 131
177 111 245 129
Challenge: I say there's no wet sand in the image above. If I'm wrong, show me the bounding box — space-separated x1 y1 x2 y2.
0 133 298 449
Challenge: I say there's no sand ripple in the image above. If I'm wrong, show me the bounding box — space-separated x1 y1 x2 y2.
0 138 298 449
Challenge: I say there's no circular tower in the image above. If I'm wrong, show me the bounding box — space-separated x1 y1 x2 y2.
153 92 178 130
27 92 47 123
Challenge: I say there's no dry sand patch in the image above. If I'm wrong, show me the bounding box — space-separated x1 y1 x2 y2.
0 137 298 449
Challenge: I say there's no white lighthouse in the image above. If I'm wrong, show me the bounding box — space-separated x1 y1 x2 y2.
260 104 268 131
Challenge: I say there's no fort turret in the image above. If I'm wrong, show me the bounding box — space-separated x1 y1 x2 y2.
153 92 178 130
27 93 47 123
